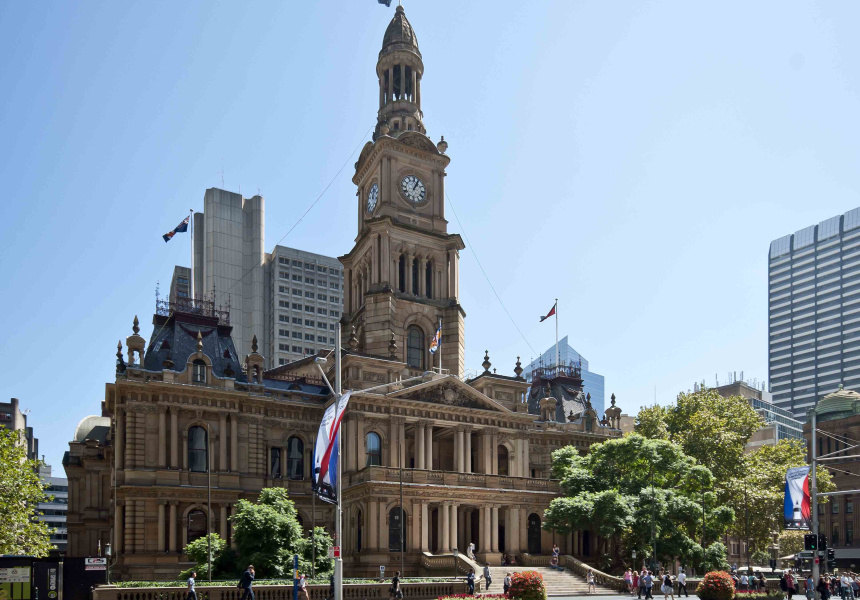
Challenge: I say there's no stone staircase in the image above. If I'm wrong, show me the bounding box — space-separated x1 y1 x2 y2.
483 565 623 596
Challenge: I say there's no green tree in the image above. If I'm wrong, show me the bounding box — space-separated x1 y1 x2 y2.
232 488 305 578
634 405 670 440
778 530 805 558
543 434 734 571
299 526 334 577
0 429 52 557
181 533 226 579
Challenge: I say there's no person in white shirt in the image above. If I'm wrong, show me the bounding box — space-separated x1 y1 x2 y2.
740 574 749 591
677 570 688 597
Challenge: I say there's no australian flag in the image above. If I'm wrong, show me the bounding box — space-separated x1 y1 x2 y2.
378 0 392 6
162 215 190 243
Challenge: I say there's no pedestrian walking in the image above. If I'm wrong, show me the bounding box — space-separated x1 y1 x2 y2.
552 544 560 566
787 570 796 600
661 572 675 600
818 574 832 600
186 572 197 600
633 571 640 597
483 563 492 591
503 572 512 597
740 572 749 591
624 569 633 595
644 570 654 600
466 569 476 595
298 574 309 600
806 574 814 600
390 571 403 600
638 570 647 599
851 574 859 600
329 574 335 600
238 565 255 600
587 570 596 594
677 570 688 597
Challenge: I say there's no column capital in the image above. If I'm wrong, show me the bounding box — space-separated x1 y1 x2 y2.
455 425 466 433
157 499 168 506
391 415 406 426
482 427 499 437
418 419 433 428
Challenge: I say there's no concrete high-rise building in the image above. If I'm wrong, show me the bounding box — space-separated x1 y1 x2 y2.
168 192 344 368
38 463 68 553
768 207 860 420
522 336 606 416
0 397 38 460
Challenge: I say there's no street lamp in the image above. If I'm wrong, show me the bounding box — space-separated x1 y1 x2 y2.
105 543 112 584
204 421 212 584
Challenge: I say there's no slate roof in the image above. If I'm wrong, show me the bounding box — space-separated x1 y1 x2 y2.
144 312 247 383
527 375 588 423
381 5 421 57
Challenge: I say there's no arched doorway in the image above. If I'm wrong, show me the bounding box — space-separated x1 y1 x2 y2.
389 507 406 552
527 513 542 554
356 510 363 552
187 509 207 544
497 446 509 476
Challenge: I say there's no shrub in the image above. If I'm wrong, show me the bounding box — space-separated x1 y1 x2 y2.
696 571 735 600
507 571 546 600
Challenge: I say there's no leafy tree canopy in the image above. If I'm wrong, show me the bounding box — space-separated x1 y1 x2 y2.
0 429 52 557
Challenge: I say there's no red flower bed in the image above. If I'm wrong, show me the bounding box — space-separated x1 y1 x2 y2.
507 571 546 600
696 572 735 600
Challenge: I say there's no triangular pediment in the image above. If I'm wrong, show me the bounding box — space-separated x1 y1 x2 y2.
384 375 510 412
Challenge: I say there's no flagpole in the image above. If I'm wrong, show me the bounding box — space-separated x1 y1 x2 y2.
334 323 343 600
555 298 559 370
438 319 442 373
189 209 195 304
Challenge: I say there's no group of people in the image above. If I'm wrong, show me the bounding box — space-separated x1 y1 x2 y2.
465 564 510 595
791 571 860 600
622 568 689 600
731 570 767 591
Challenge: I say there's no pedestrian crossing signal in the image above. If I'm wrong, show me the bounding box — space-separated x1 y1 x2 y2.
805 534 817 550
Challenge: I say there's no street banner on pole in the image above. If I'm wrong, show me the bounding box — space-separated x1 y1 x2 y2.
784 465 811 530
312 392 351 503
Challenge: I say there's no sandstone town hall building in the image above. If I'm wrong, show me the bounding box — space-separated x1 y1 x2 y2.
63 7 623 580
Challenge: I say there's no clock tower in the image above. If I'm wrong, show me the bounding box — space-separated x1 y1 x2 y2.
340 5 466 376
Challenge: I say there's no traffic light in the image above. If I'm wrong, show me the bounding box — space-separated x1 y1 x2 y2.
828 548 836 569
805 534 818 550
820 533 828 551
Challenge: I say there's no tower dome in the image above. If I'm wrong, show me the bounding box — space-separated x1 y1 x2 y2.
381 5 421 58
374 5 425 140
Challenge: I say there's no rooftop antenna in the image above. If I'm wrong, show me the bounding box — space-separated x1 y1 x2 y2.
219 158 225 188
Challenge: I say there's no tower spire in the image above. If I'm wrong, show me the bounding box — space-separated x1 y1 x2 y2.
374 5 425 139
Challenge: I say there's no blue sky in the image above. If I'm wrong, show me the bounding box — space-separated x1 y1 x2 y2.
2 1 860 469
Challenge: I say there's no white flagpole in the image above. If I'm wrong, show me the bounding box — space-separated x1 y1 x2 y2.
438 319 442 372
335 324 343 600
555 298 559 369
189 209 194 303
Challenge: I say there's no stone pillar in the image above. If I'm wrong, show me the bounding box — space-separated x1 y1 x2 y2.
280 447 287 479
158 411 166 467
124 500 134 554
418 258 427 297
369 499 379 550
125 410 134 469
510 507 520 554
450 503 459 552
170 410 178 468
425 423 433 470
421 503 429 551
417 74 421 107
220 415 227 471
387 67 393 104
379 75 384 108
404 252 413 295
464 428 472 473
411 69 417 103
347 418 358 471
491 432 499 475
157 502 166 552
481 506 491 552
400 420 406 467
356 415 366 469
114 502 123 554
491 506 499 552
416 422 425 469
169 502 177 552
231 417 238 472
390 419 398 466
115 408 124 470
511 440 520 478
523 438 530 478
220 505 228 540
454 428 463 473
399 64 405 100
441 502 450 552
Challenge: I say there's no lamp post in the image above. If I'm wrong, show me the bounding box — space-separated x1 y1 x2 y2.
105 543 112 585
204 421 212 583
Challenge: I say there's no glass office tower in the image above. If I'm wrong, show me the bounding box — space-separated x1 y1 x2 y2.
769 207 860 420
523 335 606 416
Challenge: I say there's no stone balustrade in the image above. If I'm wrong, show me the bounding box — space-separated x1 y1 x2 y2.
94 581 468 600
346 467 560 493
558 555 627 592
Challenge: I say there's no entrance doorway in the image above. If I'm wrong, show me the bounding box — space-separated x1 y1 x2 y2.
527 513 542 554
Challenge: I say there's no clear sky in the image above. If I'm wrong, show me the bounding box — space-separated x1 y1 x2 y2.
2 1 860 469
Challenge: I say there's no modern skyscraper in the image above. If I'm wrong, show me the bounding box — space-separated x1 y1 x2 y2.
38 463 68 553
0 397 38 460
522 336 605 416
168 192 344 368
768 206 860 420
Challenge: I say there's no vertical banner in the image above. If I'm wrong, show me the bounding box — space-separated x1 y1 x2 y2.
784 465 811 530
312 392 351 504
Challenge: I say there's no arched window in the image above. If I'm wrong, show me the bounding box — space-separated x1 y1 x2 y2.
270 447 281 479
366 432 382 467
297 514 304 531
389 507 406 551
425 260 433 298
527 513 542 554
287 436 304 480
188 426 208 472
398 256 406 293
192 359 207 384
412 258 419 295
497 446 509 476
406 326 424 369
187 509 207 544
585 414 593 432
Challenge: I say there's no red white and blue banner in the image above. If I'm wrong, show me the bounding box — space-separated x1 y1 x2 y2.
162 215 190 243
429 321 441 355
312 391 351 504
784 465 811 530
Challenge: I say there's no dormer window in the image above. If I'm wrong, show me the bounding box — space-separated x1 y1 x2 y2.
192 359 207 384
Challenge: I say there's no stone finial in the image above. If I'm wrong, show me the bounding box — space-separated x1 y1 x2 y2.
162 353 174 370
380 120 390 136
196 331 203 353
132 315 140 335
389 333 398 358
117 341 123 359
252 335 258 353
348 327 359 351
514 356 524 379
482 350 491 374
437 136 448 154
568 410 576 423
116 341 126 373
610 393 616 407
585 392 592 408
839 383 845 391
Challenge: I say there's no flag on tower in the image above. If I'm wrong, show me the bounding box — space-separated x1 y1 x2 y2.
377 0 392 6
162 215 190 243
429 320 442 355
540 302 557 322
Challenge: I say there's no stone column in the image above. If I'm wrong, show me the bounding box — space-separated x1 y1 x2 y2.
219 415 227 471
450 503 459 552
404 252 413 295
158 411 166 467
411 69 417 102
481 506 491 552
125 410 134 469
220 505 228 540
491 506 499 552
390 419 398 467
399 64 405 100
369 498 379 550
511 440 520 478
417 74 421 107
280 447 287 479
169 502 177 552
346 418 358 471
356 415 366 469
115 408 124 470
421 503 429 551
510 507 520 554
379 75 384 108
418 258 427 297
454 427 462 473
464 428 472 473
441 502 450 552
425 423 433 470
157 502 166 552
170 410 178 468
124 500 134 554
491 432 499 475
400 420 406 467
523 438 530 478
231 417 238 472
416 422 425 469
114 502 123 554
387 67 393 103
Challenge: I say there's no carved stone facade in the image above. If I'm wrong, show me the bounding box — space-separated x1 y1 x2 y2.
64 6 624 581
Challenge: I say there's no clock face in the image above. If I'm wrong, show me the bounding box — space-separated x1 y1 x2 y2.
400 175 426 204
366 183 379 213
